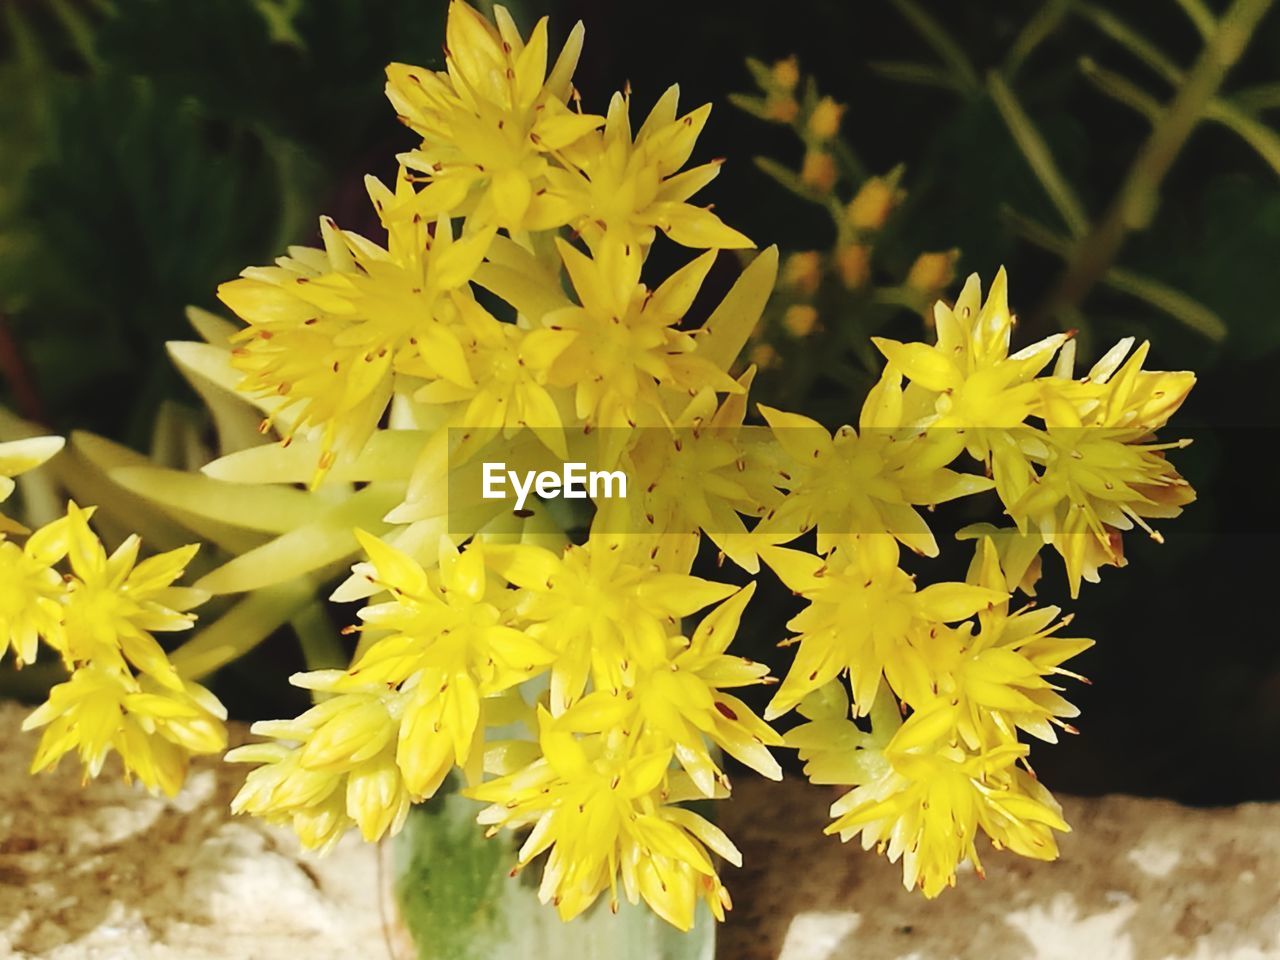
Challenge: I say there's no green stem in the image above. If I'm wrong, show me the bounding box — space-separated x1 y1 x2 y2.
1074 2 1184 85
987 71 1091 239
1081 58 1280 175
291 601 348 672
1078 57 1162 122
1005 207 1227 339
891 0 980 93
169 581 317 680
1004 0 1072 78
1173 0 1218 38
1034 0 1276 328
1203 98 1280 174
867 60 968 96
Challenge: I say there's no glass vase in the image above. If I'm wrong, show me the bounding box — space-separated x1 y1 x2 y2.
392 790 716 960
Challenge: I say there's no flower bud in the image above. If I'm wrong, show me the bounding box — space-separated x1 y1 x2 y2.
835 244 871 290
783 305 820 338
771 56 800 92
906 250 959 295
807 97 845 141
782 251 823 297
800 150 837 193
846 177 903 232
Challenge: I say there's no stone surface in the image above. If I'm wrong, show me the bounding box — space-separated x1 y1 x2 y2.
1 700 1277 960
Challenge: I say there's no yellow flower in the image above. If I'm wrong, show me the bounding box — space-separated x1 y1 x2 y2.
220 178 494 478
349 531 554 796
35 504 201 692
555 583 782 796
538 241 742 440
227 674 413 847
385 2 603 231
0 529 65 666
906 538 1093 747
549 86 753 256
755 364 992 556
622 372 782 571
485 535 735 714
470 710 741 930
1013 338 1196 595
763 535 1005 718
824 702 1069 897
25 664 227 796
872 270 1068 507
414 293 571 458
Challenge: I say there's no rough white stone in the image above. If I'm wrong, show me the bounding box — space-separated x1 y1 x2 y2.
2 701 1277 959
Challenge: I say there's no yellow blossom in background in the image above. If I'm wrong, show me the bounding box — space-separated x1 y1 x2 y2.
904 249 959 295
835 243 870 289
7 500 223 797
846 176 903 232
782 251 823 296
807 96 845 141
771 56 800 92
800 149 837 192
783 304 819 337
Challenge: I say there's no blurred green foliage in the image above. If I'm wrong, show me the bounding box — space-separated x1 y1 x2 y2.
0 0 451 446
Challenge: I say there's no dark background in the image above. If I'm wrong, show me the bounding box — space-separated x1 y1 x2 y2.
1 0 1277 804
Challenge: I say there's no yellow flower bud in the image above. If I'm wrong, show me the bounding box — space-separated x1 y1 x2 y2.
807 97 845 141
835 244 871 290
800 150 837 193
846 177 902 232
782 251 823 297
764 95 800 123
906 250 959 294
750 342 780 370
771 56 800 92
783 305 820 338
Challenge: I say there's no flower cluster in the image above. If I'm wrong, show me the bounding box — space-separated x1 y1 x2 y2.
193 0 1193 930
0 437 223 796
729 56 959 372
